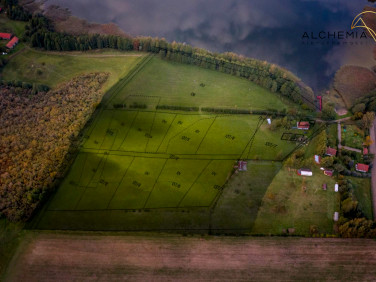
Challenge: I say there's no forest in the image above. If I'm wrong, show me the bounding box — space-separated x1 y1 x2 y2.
0 73 108 221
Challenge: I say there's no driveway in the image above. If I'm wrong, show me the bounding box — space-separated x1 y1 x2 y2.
369 117 376 220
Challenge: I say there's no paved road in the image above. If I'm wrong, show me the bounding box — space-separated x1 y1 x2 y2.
369 117 376 220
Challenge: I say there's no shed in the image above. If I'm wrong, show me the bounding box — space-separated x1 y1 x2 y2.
333 212 339 221
297 169 312 176
324 170 333 177
238 161 247 171
314 155 321 164
267 118 271 125
334 183 339 192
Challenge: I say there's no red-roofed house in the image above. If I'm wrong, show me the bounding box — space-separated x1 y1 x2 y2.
363 147 368 155
297 121 310 130
6 36 18 49
326 147 337 156
355 163 369 173
0 33 12 40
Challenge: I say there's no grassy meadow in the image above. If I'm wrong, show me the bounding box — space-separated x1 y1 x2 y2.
2 49 144 90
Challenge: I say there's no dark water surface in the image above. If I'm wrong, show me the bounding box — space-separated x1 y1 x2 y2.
45 0 376 91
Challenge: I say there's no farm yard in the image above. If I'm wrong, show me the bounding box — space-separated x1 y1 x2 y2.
30 56 337 235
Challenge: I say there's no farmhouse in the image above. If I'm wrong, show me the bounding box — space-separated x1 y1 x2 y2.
297 121 310 130
297 169 312 176
0 33 12 40
324 169 333 176
6 36 18 49
355 163 369 173
238 161 247 171
325 147 337 156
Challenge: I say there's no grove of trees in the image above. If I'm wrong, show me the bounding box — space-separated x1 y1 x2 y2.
0 73 109 221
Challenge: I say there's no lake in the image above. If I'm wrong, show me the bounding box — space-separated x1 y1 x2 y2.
45 0 376 91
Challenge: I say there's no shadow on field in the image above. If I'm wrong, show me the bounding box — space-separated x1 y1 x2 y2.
211 160 282 233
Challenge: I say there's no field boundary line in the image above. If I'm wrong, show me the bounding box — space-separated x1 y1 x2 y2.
177 160 213 207
156 114 177 153
143 159 169 208
145 97 162 152
106 157 135 209
195 117 217 154
116 111 139 150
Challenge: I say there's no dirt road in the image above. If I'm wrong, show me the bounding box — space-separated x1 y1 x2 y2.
369 117 376 220
5 233 376 281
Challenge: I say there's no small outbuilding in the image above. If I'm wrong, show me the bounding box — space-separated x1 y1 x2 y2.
238 161 247 172
333 212 339 221
297 169 313 176
314 155 321 164
334 183 339 192
324 169 333 177
297 121 310 130
326 147 337 156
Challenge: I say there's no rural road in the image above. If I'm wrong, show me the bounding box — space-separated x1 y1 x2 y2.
337 122 342 149
370 117 376 220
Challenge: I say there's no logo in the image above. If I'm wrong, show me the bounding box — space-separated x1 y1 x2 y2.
351 11 376 42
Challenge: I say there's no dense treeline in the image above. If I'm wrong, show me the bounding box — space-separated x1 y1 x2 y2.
0 73 109 221
1 0 31 21
338 177 376 238
16 9 313 107
0 79 49 94
156 105 199 112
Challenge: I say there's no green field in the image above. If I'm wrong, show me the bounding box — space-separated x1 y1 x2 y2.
351 177 373 220
21 54 339 235
30 56 319 232
108 57 296 111
2 49 144 90
252 167 339 235
342 124 364 149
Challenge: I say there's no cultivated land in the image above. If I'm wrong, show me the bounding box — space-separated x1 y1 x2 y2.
1 49 144 90
29 56 336 235
5 233 376 281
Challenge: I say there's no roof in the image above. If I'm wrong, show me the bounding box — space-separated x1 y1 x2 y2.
314 155 321 164
356 163 369 172
324 170 333 176
0 33 12 40
363 148 368 155
297 121 310 129
326 147 337 156
6 36 18 49
238 161 247 171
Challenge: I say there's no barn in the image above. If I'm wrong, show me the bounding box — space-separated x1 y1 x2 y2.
6 36 18 49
